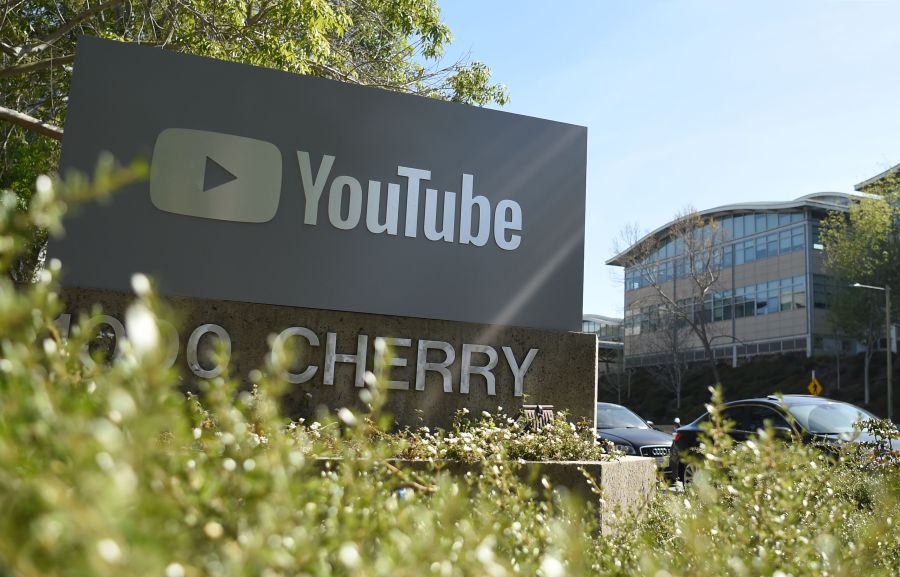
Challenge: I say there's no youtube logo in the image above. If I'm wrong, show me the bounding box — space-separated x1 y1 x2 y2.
150 128 282 223
57 38 586 333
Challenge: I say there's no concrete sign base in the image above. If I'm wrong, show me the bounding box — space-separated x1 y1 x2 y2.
61 287 598 429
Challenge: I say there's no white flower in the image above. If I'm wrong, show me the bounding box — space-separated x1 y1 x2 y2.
338 408 357 426
338 543 361 568
476 539 495 564
364 371 378 387
165 563 186 577
204 521 224 539
35 174 54 199
42 338 57 355
125 303 159 357
130 273 152 297
96 538 122 563
540 556 565 577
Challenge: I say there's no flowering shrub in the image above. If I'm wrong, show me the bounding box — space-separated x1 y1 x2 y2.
0 164 602 577
4 165 900 576
396 409 614 463
847 417 900 470
616 387 900 577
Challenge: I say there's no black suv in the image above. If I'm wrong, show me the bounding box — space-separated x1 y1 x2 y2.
670 395 895 483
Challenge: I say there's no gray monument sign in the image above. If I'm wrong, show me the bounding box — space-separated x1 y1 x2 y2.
55 37 587 332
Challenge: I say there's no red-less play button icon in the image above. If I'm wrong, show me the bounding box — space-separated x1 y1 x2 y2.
150 128 282 223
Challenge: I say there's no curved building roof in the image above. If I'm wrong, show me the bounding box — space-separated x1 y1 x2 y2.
582 313 623 325
606 191 873 266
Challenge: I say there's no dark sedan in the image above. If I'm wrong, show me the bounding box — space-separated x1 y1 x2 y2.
595 402 674 468
670 394 898 483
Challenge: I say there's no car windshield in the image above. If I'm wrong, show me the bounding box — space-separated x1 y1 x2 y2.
596 405 649 429
786 402 876 434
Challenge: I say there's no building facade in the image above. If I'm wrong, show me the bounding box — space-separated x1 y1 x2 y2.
582 313 624 381
606 192 871 368
582 314 624 342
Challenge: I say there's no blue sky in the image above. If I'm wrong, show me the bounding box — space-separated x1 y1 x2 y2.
439 0 900 318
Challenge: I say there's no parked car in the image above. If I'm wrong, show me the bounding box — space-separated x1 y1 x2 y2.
670 394 899 483
595 402 674 468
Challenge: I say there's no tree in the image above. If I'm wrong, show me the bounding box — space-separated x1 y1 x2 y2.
596 344 626 403
1 1 507 137
617 207 727 385
643 313 692 410
829 286 882 403
1 0 508 277
820 190 900 405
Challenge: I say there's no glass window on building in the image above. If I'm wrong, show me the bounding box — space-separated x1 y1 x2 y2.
780 279 795 311
792 226 804 251
756 213 767 234
755 236 768 260
624 309 638 336
813 274 837 309
734 287 746 318
793 276 806 310
745 214 756 236
811 223 823 249
721 216 733 239
779 230 791 252
744 240 756 264
734 214 745 237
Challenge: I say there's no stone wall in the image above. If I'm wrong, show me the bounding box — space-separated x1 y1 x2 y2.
61 287 598 429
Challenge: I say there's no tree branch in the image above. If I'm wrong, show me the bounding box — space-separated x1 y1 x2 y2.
0 106 63 140
0 40 17 57
16 0 126 59
0 53 75 80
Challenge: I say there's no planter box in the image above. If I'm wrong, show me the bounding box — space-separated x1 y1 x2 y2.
318 456 657 535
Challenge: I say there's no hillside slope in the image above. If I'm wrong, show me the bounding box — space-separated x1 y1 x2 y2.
598 351 897 425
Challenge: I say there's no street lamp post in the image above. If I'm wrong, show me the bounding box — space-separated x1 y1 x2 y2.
852 283 893 421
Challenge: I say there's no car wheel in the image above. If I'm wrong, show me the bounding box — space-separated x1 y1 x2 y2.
681 462 697 485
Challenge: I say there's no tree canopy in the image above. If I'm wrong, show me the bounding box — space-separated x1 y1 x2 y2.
616 208 727 385
1 0 509 203
820 190 900 402
820 192 900 289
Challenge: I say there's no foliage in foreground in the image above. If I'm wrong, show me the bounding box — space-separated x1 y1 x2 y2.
629 388 900 577
1 164 600 577
4 168 900 576
396 409 612 463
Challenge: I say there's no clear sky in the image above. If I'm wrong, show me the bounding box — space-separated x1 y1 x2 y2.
439 0 900 319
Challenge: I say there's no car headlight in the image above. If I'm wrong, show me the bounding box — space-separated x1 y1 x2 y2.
614 443 636 455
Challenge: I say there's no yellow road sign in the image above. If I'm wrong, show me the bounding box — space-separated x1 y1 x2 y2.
808 376 823 396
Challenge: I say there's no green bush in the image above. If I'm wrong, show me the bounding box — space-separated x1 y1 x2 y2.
625 388 900 577
0 165 601 576
4 166 900 576
395 409 613 463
